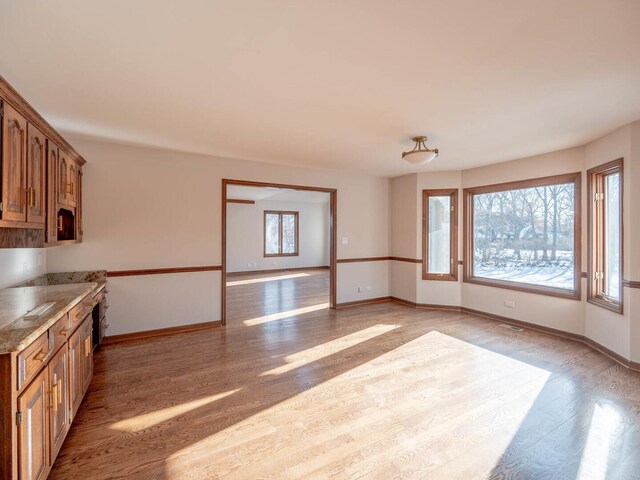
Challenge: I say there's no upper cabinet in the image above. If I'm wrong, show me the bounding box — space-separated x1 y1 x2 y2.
0 75 87 247
1 102 28 223
27 124 47 225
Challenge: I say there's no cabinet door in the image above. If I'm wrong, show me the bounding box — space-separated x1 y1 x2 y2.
68 326 84 421
57 151 68 206
46 143 59 243
26 124 47 224
1 102 28 222
48 345 69 463
17 368 49 480
81 319 93 393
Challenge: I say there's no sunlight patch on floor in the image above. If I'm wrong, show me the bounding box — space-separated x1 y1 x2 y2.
576 403 623 480
243 302 330 326
227 272 310 286
166 331 553 478
110 389 241 432
261 324 400 376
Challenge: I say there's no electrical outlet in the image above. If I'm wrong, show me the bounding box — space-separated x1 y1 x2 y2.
341 237 349 245
504 300 515 309
358 286 364 293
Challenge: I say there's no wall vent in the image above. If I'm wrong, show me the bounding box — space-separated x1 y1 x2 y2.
498 324 524 332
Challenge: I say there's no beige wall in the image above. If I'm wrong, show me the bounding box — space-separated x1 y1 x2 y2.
47 138 390 334
20 121 640 363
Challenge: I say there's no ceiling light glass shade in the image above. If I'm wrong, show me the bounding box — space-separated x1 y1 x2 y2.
402 136 439 164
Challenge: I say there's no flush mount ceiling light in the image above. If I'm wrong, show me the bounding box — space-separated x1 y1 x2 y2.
402 136 439 164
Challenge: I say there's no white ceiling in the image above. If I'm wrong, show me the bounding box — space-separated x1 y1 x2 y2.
227 185 329 203
1 1 639 177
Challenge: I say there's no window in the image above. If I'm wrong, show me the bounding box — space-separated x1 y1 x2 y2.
423 189 458 280
463 172 581 299
588 159 623 313
264 211 299 257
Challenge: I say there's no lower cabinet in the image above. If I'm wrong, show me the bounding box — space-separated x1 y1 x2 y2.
15 309 94 480
17 369 49 480
48 346 69 462
69 316 92 421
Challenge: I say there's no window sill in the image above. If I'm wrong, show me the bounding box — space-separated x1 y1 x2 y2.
264 253 299 258
423 273 458 282
463 275 581 300
587 296 623 315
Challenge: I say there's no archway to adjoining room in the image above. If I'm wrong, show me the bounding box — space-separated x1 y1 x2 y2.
221 179 337 326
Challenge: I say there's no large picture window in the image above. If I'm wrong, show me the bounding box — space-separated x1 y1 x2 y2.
423 189 458 281
463 172 581 299
588 159 623 313
264 210 299 257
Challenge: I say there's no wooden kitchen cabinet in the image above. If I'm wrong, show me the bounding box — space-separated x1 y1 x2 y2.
47 346 69 462
1 101 28 223
46 143 59 244
2 287 103 480
17 368 49 480
0 74 87 247
69 315 92 421
26 125 47 225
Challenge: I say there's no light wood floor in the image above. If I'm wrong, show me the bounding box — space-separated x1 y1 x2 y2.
50 270 640 479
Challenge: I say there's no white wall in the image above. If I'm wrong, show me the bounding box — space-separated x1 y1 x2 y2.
227 199 329 273
46 137 390 334
0 249 46 288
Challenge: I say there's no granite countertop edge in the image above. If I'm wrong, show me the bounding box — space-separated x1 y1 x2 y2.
0 282 106 355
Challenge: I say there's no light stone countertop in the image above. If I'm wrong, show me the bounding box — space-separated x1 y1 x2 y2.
0 282 105 354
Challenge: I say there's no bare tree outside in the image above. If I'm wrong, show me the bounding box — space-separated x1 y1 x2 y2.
472 182 575 290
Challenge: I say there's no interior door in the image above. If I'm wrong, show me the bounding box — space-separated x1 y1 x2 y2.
26 124 47 224
1 101 28 222
17 368 49 480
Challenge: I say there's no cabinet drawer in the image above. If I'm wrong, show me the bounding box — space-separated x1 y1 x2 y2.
68 301 87 330
17 332 50 391
49 314 72 354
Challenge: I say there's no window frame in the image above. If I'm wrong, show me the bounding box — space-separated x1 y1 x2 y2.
462 172 582 300
422 189 458 281
587 158 624 314
263 210 299 257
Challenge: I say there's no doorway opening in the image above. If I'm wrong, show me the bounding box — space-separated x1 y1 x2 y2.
222 180 337 326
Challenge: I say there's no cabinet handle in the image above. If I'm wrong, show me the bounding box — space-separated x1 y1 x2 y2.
84 337 91 357
50 381 58 411
59 328 70 337
24 188 30 206
29 188 35 207
34 349 48 362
